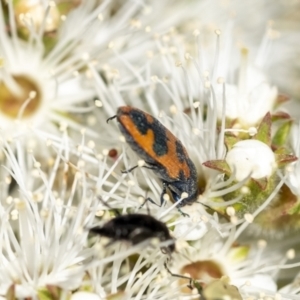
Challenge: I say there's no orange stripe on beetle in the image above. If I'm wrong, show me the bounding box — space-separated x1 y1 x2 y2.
119 112 191 179
108 106 198 207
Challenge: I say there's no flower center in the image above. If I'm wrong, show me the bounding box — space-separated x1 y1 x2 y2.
179 260 225 293
0 75 42 119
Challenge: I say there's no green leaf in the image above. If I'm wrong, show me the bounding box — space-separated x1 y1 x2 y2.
224 135 240 151
272 120 293 148
288 202 300 215
38 285 62 300
223 173 278 217
57 2 80 15
227 246 250 262
255 112 271 146
203 160 231 175
38 289 54 300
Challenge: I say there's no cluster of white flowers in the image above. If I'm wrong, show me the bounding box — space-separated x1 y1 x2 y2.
1 0 300 299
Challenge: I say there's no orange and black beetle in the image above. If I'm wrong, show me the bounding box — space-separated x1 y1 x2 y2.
107 106 198 207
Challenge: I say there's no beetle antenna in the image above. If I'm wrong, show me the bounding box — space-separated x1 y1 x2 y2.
164 261 204 293
106 115 117 123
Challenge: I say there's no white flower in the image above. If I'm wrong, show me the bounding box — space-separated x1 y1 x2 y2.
234 273 277 292
226 140 276 181
215 73 278 126
172 207 209 241
0 1 299 299
0 139 97 298
0 1 124 140
165 229 280 299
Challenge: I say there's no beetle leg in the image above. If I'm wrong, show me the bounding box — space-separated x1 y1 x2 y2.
139 196 161 209
122 164 156 174
177 208 189 218
138 182 167 209
167 185 190 217
164 263 198 292
121 165 139 173
164 262 192 281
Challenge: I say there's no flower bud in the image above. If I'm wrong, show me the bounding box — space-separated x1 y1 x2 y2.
226 140 276 181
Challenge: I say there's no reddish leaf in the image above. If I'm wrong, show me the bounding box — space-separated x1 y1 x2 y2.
271 111 291 122
275 153 298 167
251 177 268 190
275 94 290 106
203 160 231 175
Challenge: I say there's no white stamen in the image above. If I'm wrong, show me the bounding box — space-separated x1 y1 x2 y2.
244 213 254 223
138 160 145 167
286 249 295 260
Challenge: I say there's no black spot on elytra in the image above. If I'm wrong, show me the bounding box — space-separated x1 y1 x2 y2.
175 140 185 163
153 124 168 156
178 169 186 181
127 109 169 156
129 110 150 134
